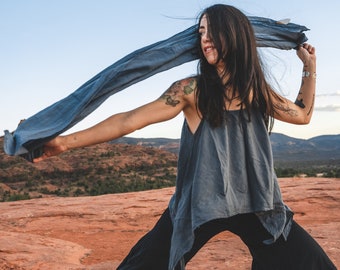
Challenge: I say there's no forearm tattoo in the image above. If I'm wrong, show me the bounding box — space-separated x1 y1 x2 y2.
295 91 305 109
307 93 315 116
295 71 315 113
160 78 195 107
276 103 298 117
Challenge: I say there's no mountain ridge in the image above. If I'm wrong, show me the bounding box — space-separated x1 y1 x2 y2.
110 132 340 162
0 133 339 201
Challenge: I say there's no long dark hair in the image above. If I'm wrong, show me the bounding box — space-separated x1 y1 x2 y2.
196 4 281 131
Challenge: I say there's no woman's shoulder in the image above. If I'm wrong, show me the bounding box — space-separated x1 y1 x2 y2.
174 76 198 95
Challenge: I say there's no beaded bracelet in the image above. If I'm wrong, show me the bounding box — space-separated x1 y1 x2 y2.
302 71 317 79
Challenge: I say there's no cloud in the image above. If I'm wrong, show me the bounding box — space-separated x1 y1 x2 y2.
316 91 340 98
314 92 340 111
314 104 340 112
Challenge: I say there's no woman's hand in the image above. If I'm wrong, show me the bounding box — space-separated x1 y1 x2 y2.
33 136 67 163
296 43 316 66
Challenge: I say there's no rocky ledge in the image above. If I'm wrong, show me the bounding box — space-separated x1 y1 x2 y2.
0 177 339 269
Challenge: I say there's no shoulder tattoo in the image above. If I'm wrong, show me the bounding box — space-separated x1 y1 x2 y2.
160 78 196 107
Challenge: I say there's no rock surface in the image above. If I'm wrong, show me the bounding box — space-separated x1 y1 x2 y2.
0 177 339 269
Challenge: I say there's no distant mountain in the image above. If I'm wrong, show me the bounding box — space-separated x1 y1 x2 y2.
110 137 180 154
111 133 340 165
269 133 340 164
0 138 179 201
0 133 339 201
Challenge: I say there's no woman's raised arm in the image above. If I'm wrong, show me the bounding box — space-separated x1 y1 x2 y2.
272 43 316 124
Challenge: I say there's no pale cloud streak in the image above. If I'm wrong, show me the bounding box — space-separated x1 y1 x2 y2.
316 91 340 98
314 91 340 112
314 104 340 112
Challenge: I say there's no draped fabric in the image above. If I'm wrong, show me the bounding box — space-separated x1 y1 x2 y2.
167 110 292 269
3 16 308 161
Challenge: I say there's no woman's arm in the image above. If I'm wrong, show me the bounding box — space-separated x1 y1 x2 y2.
33 78 196 162
272 43 316 124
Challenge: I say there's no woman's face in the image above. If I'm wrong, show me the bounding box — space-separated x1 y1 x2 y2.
199 15 224 71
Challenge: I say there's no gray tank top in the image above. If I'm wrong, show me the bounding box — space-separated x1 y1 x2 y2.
168 109 292 269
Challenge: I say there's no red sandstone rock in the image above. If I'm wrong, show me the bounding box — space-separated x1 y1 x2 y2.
0 178 338 269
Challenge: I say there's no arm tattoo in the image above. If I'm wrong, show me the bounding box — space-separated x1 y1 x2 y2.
307 93 315 116
294 90 315 115
160 81 181 107
164 95 180 107
160 78 196 107
276 103 298 117
295 98 305 109
183 79 195 95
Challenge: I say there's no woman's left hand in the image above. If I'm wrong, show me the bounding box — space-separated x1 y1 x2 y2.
296 43 316 66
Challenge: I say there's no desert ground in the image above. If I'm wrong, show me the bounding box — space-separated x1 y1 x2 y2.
0 177 338 269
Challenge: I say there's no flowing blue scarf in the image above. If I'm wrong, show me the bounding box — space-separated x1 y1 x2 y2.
3 16 308 161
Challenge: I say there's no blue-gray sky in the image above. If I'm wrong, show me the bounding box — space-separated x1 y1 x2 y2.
1 0 339 139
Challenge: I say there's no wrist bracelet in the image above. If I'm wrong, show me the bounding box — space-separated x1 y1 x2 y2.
302 71 317 79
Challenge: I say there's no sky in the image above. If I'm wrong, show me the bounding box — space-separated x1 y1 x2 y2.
1 0 339 140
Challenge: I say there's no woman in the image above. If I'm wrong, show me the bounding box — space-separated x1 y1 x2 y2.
34 4 336 270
